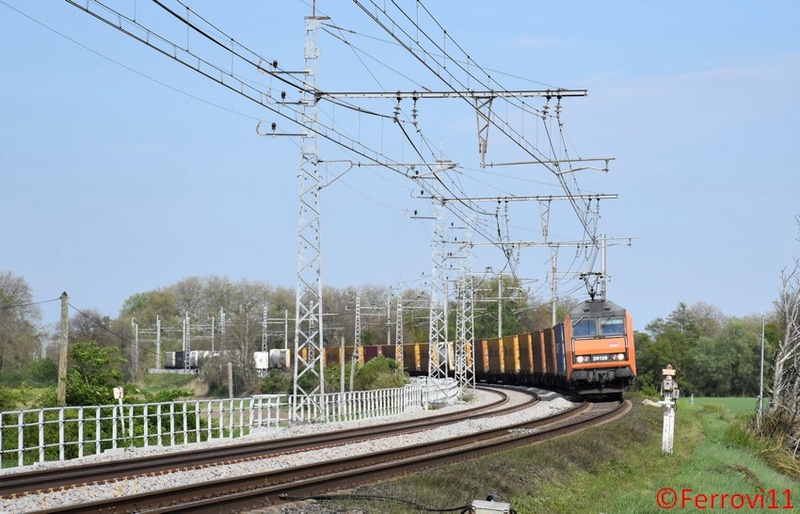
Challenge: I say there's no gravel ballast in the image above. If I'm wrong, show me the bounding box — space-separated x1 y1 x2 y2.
0 388 573 513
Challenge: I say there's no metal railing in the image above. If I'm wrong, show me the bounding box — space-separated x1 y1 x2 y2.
1 378 460 470
0 398 261 469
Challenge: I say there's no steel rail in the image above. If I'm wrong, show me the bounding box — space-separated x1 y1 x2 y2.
32 399 628 514
0 386 529 497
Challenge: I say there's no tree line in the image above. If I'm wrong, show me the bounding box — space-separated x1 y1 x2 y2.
634 301 778 397
0 270 786 401
0 273 554 396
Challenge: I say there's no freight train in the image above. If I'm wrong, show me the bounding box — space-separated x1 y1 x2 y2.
164 298 636 397
472 298 636 396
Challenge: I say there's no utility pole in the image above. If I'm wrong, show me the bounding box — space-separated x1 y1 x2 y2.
57 291 68 406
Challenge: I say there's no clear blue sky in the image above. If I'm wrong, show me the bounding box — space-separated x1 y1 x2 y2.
1 1 798 331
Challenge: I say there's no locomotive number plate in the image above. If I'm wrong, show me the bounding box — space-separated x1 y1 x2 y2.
591 355 609 362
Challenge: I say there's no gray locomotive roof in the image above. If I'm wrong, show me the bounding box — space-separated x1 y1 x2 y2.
569 299 627 318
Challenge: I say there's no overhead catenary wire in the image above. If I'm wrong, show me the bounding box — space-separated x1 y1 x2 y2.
354 0 602 246
67 0 590 263
57 0 604 303
0 297 61 311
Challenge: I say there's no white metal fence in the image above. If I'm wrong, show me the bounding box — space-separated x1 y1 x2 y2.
1 378 459 470
290 379 425 423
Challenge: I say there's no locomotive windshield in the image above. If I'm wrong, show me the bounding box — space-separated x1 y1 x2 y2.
572 316 626 337
572 318 597 337
600 317 626 336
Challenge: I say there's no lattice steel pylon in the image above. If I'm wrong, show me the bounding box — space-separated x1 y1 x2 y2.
428 178 449 381
350 293 362 392
454 277 475 391
454 222 475 391
292 12 326 418
261 304 269 352
395 296 403 369
182 313 191 374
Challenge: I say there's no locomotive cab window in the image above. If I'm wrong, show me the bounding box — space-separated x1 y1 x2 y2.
572 319 597 337
600 317 626 336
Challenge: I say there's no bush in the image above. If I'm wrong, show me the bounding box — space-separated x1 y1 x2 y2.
261 369 291 394
27 359 58 386
353 356 407 390
65 341 125 406
0 385 21 411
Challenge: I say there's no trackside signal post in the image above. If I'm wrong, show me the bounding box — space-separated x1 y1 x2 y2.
659 364 679 454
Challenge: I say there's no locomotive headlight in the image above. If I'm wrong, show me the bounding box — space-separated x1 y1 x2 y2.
575 356 586 363
617 353 625 360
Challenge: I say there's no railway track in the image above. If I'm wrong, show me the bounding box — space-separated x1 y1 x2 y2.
4 393 629 513
0 386 528 498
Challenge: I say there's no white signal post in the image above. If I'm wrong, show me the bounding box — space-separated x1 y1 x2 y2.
113 387 126 443
659 364 679 454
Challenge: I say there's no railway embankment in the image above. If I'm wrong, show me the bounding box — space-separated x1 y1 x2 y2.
284 393 798 514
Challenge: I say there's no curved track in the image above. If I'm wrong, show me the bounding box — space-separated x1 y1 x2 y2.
17 395 629 514
0 386 528 498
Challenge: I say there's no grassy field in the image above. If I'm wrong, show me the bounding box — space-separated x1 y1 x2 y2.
690 396 759 416
315 394 798 513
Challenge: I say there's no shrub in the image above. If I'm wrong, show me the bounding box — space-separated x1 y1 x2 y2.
261 369 291 394
353 356 407 390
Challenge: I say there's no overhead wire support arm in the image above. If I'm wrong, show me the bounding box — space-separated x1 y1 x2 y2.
487 157 616 174
486 157 616 172
314 89 586 169
314 89 587 100
435 193 619 203
469 237 635 249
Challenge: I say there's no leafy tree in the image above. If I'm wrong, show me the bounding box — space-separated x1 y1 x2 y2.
640 318 695 393
719 318 765 396
686 336 736 396
69 309 115 347
65 341 125 406
632 330 658 392
120 289 179 325
0 272 42 374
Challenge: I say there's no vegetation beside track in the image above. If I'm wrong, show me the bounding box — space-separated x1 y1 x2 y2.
316 393 798 514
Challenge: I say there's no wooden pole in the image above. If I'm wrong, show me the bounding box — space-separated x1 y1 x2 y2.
57 291 68 406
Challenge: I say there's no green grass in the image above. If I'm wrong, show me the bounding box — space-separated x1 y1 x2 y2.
690 396 759 416
317 394 798 514
140 372 196 390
